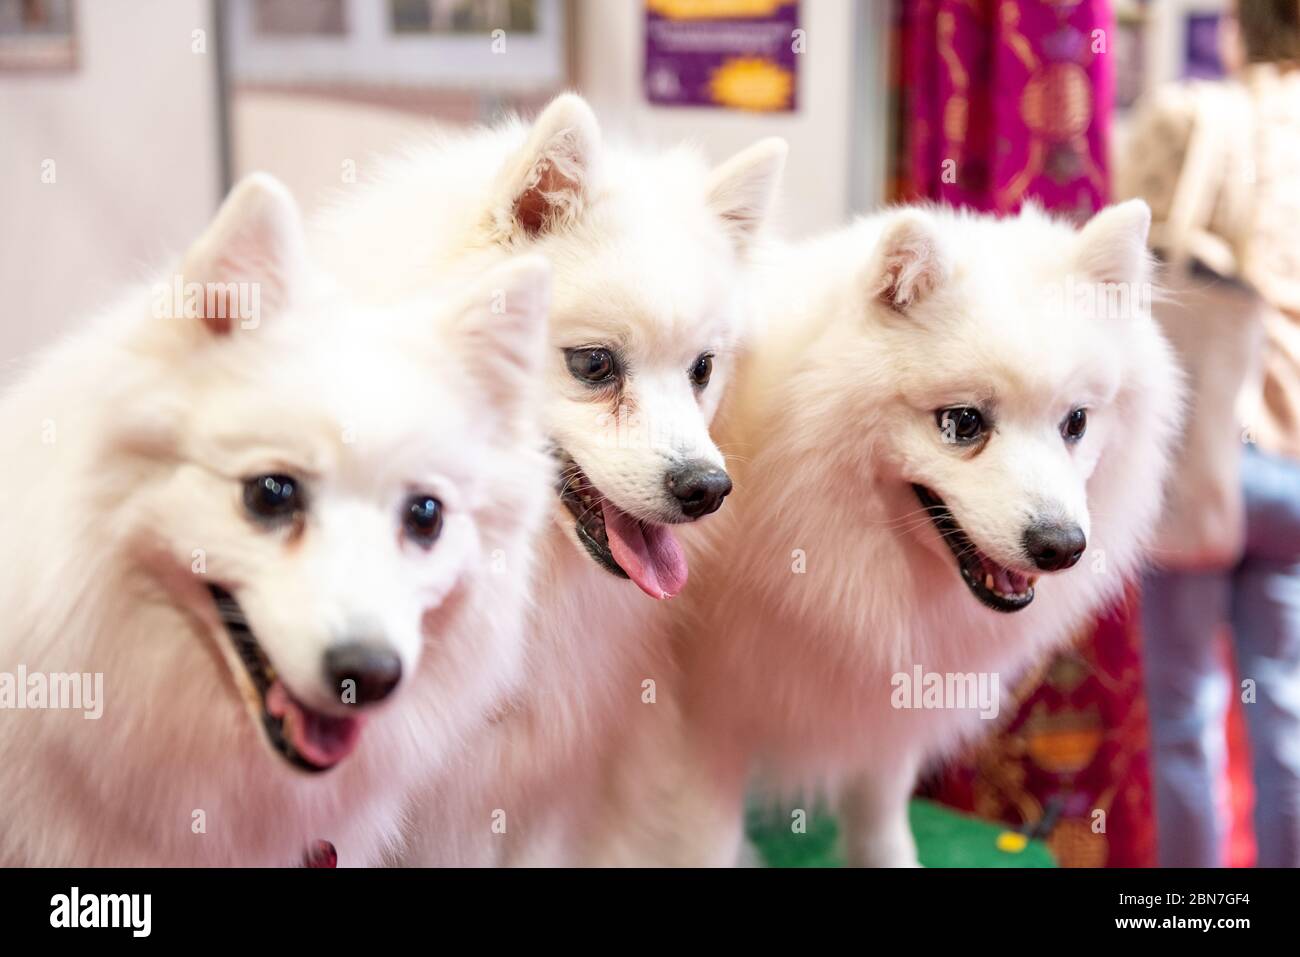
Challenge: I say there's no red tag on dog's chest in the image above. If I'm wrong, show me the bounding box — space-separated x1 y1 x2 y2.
303 839 337 868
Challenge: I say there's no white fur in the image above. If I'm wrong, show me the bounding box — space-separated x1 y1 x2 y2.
311 95 787 865
660 201 1184 866
0 175 553 866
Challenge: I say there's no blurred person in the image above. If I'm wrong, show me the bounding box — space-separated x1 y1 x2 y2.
1120 0 1300 867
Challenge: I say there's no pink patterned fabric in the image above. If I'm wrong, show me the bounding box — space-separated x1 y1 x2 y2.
896 1 1161 867
899 0 1113 220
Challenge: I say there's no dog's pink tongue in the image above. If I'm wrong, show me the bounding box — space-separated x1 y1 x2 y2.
266 681 364 770
996 566 1031 593
602 502 688 600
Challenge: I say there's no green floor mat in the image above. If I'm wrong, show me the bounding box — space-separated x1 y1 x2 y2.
747 798 1056 868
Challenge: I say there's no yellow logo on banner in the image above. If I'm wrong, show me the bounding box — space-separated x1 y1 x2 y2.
648 0 795 20
709 57 794 111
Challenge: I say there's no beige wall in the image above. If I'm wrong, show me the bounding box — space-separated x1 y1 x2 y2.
232 91 440 216
232 0 882 237
0 0 221 368
574 0 880 238
0 0 880 371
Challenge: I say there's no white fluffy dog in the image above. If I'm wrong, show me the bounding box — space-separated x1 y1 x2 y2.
663 201 1183 866
312 95 787 864
0 174 553 865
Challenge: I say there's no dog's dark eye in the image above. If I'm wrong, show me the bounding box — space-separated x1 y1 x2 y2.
1063 407 1088 442
689 352 714 389
403 494 443 548
566 347 617 385
243 474 302 524
937 407 985 444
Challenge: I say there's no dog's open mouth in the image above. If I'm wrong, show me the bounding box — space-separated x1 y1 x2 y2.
911 485 1036 614
208 585 363 773
554 450 688 600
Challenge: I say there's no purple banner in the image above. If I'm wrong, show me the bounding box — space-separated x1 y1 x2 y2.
644 0 799 112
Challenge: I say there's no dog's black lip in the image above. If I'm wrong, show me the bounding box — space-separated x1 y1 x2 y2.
553 448 630 581
910 484 1034 614
206 584 333 774
575 516 630 579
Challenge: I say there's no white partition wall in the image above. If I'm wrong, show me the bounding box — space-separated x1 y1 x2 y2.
0 0 222 368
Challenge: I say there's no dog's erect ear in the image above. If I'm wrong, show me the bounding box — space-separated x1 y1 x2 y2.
867 210 952 311
449 254 552 412
488 93 600 245
1075 199 1152 286
180 173 305 335
707 138 787 254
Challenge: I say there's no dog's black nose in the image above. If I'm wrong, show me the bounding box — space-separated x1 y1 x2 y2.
666 461 732 519
1023 522 1087 572
325 643 402 705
